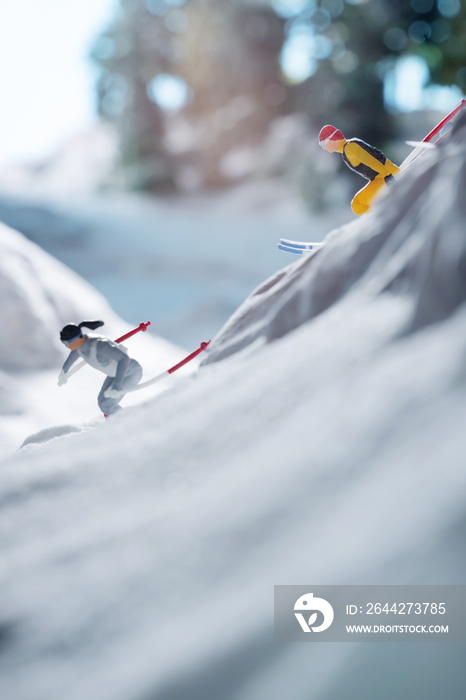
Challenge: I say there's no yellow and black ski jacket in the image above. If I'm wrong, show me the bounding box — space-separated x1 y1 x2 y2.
342 139 399 183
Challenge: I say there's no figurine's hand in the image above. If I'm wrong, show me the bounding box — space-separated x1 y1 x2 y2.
104 388 124 400
57 371 68 387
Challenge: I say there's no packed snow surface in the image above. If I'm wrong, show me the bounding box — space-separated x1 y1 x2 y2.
1 116 466 700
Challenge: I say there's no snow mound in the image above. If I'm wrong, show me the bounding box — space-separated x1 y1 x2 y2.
205 112 466 365
0 221 119 371
20 424 90 449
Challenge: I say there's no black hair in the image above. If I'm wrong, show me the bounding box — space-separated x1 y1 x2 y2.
60 320 104 342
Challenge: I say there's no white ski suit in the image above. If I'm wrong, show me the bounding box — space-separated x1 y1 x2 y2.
61 335 142 415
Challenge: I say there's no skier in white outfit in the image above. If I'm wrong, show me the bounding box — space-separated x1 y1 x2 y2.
59 320 143 416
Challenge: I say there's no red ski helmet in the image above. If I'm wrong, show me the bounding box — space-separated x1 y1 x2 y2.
318 125 345 149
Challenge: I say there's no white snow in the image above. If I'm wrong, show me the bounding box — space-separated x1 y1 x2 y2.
1 114 466 700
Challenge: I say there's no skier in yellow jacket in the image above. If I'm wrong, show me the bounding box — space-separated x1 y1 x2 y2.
318 125 400 216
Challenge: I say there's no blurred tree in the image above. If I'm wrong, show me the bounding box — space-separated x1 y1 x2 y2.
92 0 178 190
276 0 465 169
92 0 288 190
92 0 465 195
284 2 399 212
381 0 466 89
272 0 397 153
177 0 288 185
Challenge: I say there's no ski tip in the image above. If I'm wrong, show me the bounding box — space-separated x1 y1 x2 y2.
279 239 325 250
280 239 309 249
405 140 435 149
278 244 303 255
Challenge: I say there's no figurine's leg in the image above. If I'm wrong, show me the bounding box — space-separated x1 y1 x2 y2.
122 360 143 390
97 362 143 416
98 376 122 416
351 177 386 216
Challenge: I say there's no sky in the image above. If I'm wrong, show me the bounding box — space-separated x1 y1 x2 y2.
0 0 117 168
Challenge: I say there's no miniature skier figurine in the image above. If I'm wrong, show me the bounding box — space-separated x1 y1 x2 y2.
318 125 400 216
58 320 143 416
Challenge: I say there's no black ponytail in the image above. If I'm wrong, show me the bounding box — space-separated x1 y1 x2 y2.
78 320 104 331
60 320 104 342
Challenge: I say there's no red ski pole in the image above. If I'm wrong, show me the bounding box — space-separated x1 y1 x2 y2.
125 340 211 392
115 321 151 344
422 98 466 144
167 341 210 374
400 99 466 172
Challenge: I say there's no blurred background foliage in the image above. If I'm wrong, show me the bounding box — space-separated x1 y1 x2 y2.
91 0 465 197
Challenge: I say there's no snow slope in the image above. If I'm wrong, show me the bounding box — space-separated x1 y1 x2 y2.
1 115 466 700
0 223 184 457
206 113 466 363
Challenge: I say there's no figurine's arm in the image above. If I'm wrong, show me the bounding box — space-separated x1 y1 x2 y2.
345 142 399 179
62 349 80 373
58 350 80 386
